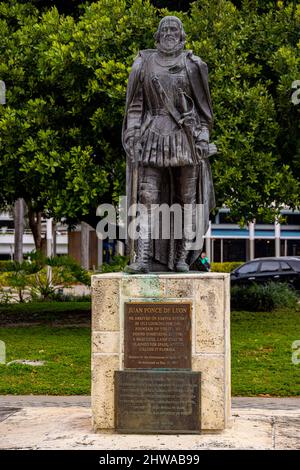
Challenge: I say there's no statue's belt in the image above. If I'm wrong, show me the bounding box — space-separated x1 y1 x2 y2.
150 108 169 116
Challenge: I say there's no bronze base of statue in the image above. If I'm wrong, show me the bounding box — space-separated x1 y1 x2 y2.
174 260 190 273
124 260 190 274
124 262 150 274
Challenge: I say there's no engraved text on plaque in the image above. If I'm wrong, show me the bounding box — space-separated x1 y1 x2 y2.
124 302 191 369
115 370 201 433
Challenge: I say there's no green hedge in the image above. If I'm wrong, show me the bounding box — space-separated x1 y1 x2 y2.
211 262 243 273
0 301 91 315
231 282 299 312
101 255 129 273
0 260 15 272
0 301 91 324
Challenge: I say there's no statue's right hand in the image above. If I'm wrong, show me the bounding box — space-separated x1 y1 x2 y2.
128 136 135 162
127 136 142 163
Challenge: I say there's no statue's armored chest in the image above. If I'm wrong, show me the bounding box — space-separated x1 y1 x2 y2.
144 53 191 109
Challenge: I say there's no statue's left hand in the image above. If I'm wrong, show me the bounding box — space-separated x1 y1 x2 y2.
196 141 209 159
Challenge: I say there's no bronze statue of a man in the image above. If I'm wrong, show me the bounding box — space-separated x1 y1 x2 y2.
122 16 215 273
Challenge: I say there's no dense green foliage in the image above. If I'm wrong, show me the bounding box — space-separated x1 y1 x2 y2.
186 1 300 223
231 281 299 311
0 0 299 226
0 260 15 272
100 254 129 272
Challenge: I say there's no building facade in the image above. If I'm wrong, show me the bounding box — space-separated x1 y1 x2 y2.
205 208 300 263
0 212 68 260
1 209 299 265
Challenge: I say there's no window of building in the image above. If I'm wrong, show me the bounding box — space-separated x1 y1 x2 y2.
0 220 14 229
211 239 246 262
223 240 246 262
287 240 300 257
218 212 240 224
255 240 275 258
281 214 300 225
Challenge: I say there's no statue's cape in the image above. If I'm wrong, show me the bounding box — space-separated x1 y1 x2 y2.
123 50 215 269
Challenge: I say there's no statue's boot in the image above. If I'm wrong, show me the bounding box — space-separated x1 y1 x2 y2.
124 237 151 273
175 205 194 273
175 240 189 273
124 208 151 274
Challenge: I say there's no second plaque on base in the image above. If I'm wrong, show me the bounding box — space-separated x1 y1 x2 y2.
115 370 201 434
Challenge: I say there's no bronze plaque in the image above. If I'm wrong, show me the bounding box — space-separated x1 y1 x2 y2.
124 302 191 369
115 370 201 434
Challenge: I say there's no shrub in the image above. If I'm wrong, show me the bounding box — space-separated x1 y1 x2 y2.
0 272 11 287
211 262 243 273
231 282 299 312
101 255 129 273
48 293 91 302
0 254 91 303
29 261 91 301
0 261 15 272
0 288 14 305
47 256 91 286
0 301 91 315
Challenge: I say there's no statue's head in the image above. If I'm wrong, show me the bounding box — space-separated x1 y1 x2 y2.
154 16 186 52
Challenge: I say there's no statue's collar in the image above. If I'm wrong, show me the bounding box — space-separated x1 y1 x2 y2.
156 41 185 58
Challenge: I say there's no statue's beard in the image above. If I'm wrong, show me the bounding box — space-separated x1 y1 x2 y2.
156 39 185 56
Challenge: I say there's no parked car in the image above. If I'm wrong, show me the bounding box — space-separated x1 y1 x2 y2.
230 257 300 289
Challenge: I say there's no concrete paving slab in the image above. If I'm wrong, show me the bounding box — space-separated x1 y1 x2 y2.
0 397 299 450
0 395 91 408
0 395 299 409
0 406 298 450
0 408 20 423
232 397 300 410
274 416 300 450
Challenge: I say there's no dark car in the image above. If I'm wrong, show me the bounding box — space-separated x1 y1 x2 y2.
230 257 300 289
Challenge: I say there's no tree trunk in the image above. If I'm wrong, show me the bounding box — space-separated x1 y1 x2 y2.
28 207 42 251
52 222 57 257
14 198 25 263
81 221 90 270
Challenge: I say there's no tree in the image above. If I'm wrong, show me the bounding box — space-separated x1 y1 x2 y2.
13 198 25 262
0 0 161 231
185 0 300 222
0 0 299 234
0 1 110 233
7 0 98 16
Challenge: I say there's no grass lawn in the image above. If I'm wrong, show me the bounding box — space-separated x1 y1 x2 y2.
231 308 300 396
0 326 90 394
0 303 299 395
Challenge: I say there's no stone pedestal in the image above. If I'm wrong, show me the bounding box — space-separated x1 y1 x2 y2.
91 272 231 432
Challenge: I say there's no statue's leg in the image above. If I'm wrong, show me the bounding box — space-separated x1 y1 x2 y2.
125 166 162 274
174 166 198 272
